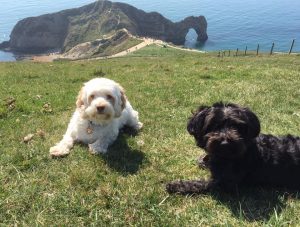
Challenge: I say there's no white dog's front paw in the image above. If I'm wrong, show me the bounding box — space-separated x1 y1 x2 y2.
49 145 70 157
88 144 107 155
137 121 143 130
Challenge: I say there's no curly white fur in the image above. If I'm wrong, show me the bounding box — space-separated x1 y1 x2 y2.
50 78 142 157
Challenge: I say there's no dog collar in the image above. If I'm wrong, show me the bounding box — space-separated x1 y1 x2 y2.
87 121 94 134
87 120 108 134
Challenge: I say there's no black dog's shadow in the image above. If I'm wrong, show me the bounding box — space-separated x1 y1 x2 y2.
204 186 298 222
100 126 148 176
195 158 297 222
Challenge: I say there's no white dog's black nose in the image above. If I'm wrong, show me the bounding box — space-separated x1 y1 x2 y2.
97 106 105 113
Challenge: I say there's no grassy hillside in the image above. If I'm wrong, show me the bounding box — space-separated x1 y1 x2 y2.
0 46 300 226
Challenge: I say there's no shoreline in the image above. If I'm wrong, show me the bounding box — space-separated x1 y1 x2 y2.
1 40 298 63
30 53 62 62
7 37 206 62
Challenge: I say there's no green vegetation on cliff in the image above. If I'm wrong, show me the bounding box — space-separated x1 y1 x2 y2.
0 46 300 226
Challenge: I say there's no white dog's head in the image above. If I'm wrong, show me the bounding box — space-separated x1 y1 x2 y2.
76 78 126 124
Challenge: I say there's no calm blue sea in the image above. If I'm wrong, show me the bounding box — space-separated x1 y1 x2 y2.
1 0 300 61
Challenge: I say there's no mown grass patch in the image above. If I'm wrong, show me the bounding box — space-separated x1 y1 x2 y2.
0 46 300 226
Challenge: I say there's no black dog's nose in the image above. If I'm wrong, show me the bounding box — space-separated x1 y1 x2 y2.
220 140 229 146
97 106 105 113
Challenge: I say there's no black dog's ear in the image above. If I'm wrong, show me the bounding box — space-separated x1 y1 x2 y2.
187 106 210 136
244 108 261 138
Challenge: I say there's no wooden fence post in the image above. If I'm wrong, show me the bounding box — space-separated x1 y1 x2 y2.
236 48 239 56
289 39 295 54
244 46 247 56
256 44 259 56
228 50 231 57
270 43 274 55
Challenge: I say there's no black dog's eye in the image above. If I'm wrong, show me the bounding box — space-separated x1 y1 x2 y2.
236 124 247 135
206 124 217 133
206 123 223 134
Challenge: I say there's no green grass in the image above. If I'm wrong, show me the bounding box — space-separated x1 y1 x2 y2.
0 45 300 226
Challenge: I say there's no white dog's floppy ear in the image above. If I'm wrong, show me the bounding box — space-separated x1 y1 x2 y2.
114 84 127 117
120 89 126 110
76 87 85 108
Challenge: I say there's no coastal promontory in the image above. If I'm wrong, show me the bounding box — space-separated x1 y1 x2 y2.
0 0 208 54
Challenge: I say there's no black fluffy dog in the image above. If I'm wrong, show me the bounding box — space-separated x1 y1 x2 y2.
166 102 300 194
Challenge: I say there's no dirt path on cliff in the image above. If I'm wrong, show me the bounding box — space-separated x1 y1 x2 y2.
31 37 205 62
109 38 160 58
112 38 204 56
89 37 205 60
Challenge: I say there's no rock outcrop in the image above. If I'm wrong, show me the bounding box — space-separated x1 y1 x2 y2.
1 0 208 54
8 13 68 53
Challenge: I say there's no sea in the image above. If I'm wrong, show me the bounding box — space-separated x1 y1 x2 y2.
0 0 300 61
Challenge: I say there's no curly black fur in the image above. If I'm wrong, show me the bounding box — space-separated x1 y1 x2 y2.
166 102 300 194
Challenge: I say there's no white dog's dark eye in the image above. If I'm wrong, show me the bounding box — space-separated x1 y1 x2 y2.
106 94 115 104
106 94 114 100
88 94 95 104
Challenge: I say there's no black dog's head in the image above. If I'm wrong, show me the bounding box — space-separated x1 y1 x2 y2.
187 102 260 159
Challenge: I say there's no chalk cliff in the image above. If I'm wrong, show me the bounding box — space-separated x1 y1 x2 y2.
1 0 208 54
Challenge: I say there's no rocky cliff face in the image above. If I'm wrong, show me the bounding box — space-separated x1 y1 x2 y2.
1 0 208 54
9 13 69 53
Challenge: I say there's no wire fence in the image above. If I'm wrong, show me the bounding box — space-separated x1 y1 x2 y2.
217 39 298 57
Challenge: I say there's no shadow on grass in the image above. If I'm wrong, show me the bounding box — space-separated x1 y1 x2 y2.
101 126 148 176
210 187 299 222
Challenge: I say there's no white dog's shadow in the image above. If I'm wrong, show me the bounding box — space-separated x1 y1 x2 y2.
100 127 148 175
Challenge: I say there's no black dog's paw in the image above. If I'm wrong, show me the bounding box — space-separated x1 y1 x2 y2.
166 181 193 194
166 182 180 194
166 180 211 195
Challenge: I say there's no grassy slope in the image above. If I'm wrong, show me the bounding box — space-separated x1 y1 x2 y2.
0 46 300 226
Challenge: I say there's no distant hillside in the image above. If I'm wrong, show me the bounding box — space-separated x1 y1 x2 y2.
0 0 208 54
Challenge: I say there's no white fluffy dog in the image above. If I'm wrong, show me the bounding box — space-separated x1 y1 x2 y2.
50 78 143 157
